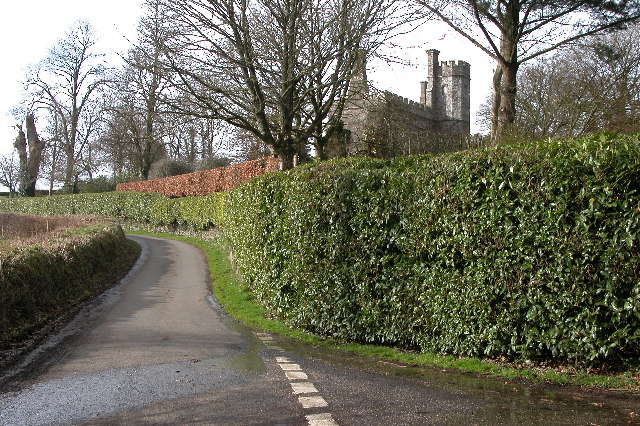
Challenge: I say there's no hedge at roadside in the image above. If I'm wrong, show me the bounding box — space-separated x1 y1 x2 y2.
222 133 640 369
0 192 163 223
115 156 279 196
0 221 140 345
1 133 639 368
0 192 225 231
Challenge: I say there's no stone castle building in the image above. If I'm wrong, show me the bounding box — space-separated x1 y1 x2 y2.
334 49 471 158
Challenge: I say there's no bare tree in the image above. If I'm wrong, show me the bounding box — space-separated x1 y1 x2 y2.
103 77 168 180
484 24 640 138
155 0 409 170
28 21 108 191
231 127 274 162
415 0 640 141
0 152 20 196
115 0 176 178
101 0 230 179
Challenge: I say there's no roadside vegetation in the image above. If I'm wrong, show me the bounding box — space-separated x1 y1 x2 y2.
0 214 140 355
127 228 639 393
0 133 638 392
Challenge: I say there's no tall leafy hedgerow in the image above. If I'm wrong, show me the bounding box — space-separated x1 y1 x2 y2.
223 134 640 368
0 134 638 367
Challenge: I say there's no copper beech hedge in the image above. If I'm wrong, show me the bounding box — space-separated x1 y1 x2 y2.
115 156 279 197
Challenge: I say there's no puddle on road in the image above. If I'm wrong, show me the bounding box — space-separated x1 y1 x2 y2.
206 287 639 424
272 338 639 425
206 293 267 376
222 337 266 374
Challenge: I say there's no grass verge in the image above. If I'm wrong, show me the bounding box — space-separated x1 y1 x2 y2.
127 229 639 394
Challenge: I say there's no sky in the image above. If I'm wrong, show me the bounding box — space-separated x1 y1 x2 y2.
0 0 144 158
0 1 495 162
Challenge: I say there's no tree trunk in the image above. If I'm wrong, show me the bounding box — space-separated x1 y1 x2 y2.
491 0 520 143
142 150 153 180
49 140 58 195
64 144 76 192
490 66 503 143
13 115 45 197
494 61 519 142
315 140 328 161
188 127 197 163
24 115 45 196
277 150 296 171
13 126 28 195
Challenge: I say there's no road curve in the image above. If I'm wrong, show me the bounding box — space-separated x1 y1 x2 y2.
0 235 638 425
0 235 305 425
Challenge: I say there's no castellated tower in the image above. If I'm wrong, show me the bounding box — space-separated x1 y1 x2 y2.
421 49 471 133
334 48 472 159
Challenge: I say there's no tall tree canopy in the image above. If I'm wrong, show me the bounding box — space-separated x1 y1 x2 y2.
416 0 640 141
101 0 173 180
27 21 108 191
155 0 408 169
513 24 640 137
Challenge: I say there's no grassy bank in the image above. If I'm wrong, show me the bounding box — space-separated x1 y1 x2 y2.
0 215 140 348
128 228 640 394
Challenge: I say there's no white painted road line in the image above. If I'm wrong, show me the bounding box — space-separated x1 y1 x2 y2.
291 382 318 395
279 363 302 371
266 334 338 425
285 371 309 380
299 395 329 408
257 334 283 350
257 334 273 341
306 413 339 426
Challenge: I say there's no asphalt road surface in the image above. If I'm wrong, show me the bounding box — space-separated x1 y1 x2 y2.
0 235 638 425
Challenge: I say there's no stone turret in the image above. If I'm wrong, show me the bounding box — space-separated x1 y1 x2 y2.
421 49 443 119
420 49 470 133
348 49 369 100
441 58 471 132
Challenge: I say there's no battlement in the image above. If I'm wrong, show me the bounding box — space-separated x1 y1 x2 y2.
441 60 471 77
383 91 433 118
337 48 471 158
442 60 470 68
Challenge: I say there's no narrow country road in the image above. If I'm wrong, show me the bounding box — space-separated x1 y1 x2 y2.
0 235 637 425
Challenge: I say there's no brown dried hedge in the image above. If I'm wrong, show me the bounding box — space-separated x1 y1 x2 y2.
115 157 279 197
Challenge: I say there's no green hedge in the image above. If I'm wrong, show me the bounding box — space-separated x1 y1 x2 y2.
1 134 638 367
0 192 164 222
222 134 640 368
0 192 225 230
0 222 140 345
